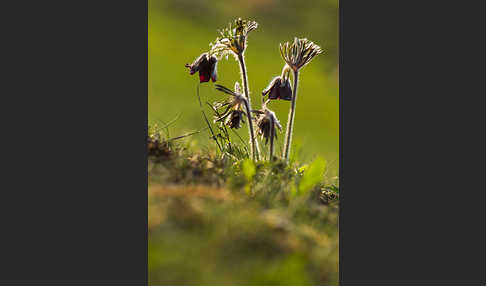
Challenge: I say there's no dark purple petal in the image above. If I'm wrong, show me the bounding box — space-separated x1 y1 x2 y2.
262 76 292 101
186 53 207 74
278 79 292 101
186 53 218 83
256 113 272 144
199 69 211 82
268 78 282 100
262 77 280 96
209 56 218 82
266 78 281 100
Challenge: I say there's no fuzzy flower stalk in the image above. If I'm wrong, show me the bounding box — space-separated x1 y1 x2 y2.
279 38 323 163
210 18 260 160
254 101 282 160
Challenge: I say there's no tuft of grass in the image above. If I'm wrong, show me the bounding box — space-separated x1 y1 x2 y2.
148 126 339 286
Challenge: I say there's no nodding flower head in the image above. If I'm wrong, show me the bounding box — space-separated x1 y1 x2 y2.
279 38 323 72
262 75 292 101
209 18 258 59
254 105 282 145
185 52 218 83
212 82 248 129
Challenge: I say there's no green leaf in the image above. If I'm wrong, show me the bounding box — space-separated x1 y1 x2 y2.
242 159 256 195
298 157 327 195
242 159 256 182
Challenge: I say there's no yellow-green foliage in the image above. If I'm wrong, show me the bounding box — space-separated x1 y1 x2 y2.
298 157 327 195
148 140 339 286
242 159 256 194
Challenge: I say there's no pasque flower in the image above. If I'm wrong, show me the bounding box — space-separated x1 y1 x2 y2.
254 106 282 145
262 74 292 101
280 38 323 163
185 52 218 83
209 18 260 160
183 19 324 163
212 82 248 129
254 102 282 160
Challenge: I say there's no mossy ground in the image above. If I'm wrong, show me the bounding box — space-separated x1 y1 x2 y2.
148 132 339 286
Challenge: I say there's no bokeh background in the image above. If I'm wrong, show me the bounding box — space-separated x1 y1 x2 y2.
149 0 339 174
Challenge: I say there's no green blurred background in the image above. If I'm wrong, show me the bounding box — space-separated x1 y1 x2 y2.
149 0 339 174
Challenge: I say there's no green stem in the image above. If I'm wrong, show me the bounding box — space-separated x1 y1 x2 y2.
237 53 260 160
283 70 299 163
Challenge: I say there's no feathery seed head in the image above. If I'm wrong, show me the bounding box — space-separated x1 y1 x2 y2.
209 18 258 59
279 38 323 72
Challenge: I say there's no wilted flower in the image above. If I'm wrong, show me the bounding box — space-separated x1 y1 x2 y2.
223 109 245 129
209 18 258 59
254 105 282 145
212 82 248 129
185 52 218 83
279 38 323 72
262 76 292 101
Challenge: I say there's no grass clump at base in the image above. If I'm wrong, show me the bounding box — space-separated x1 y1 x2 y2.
148 127 339 286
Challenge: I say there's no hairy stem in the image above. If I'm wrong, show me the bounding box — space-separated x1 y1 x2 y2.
283 70 299 163
237 53 260 160
242 98 257 161
281 64 291 80
269 116 275 161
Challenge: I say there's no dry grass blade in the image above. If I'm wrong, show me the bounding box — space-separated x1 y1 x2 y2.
168 130 203 141
196 84 223 152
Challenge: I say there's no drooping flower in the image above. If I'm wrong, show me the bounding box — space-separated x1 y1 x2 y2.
212 82 248 129
279 38 323 72
254 104 282 145
262 76 292 101
185 52 218 83
209 18 258 59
